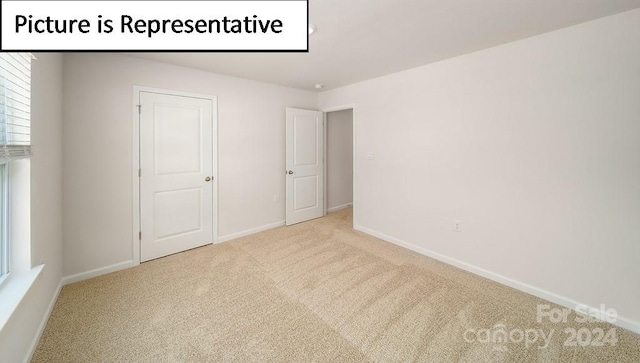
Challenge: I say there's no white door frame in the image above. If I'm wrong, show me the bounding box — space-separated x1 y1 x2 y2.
132 86 218 266
320 104 356 226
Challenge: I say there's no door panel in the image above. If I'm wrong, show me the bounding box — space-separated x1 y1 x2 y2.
140 91 215 262
154 188 202 239
294 118 318 166
154 105 201 175
286 108 324 225
294 176 319 210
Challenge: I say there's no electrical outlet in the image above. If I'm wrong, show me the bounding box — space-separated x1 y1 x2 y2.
453 220 462 232
274 194 280 203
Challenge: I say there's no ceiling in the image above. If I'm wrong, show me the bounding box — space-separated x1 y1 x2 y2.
129 0 640 91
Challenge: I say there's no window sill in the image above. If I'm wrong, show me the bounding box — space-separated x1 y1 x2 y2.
0 264 44 332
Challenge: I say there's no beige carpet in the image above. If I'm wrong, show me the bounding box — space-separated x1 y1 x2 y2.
33 208 639 362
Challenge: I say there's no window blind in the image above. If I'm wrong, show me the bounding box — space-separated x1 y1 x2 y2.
0 53 32 160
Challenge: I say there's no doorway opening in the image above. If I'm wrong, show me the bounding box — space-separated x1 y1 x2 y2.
285 105 355 228
325 109 353 215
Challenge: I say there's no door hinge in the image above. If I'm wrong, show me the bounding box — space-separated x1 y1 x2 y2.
137 104 141 114
138 231 142 240
138 168 142 178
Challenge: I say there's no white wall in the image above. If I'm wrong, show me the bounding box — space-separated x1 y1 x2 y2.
319 9 640 328
0 54 64 362
326 109 353 211
62 54 317 277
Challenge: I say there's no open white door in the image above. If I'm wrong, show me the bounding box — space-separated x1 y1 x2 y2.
139 91 216 262
286 108 324 225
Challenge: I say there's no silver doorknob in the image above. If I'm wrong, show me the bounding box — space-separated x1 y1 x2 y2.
288 170 293 175
205 176 212 182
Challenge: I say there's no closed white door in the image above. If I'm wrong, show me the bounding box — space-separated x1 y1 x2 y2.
286 108 324 225
139 91 216 262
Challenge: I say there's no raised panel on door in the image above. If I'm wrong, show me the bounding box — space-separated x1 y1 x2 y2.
154 188 202 240
293 175 319 211
286 108 324 225
154 104 201 175
139 91 215 262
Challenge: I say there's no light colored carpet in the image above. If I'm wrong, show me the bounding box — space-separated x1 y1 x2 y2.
33 208 639 362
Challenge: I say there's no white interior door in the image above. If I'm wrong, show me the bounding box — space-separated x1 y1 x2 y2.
139 91 216 262
286 108 324 225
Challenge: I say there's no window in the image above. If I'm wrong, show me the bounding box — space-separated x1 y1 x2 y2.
0 53 32 283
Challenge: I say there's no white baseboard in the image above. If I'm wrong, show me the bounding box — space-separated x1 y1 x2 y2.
62 220 289 286
61 260 135 286
23 280 62 363
218 220 285 243
354 224 640 335
614 314 640 335
327 203 352 213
